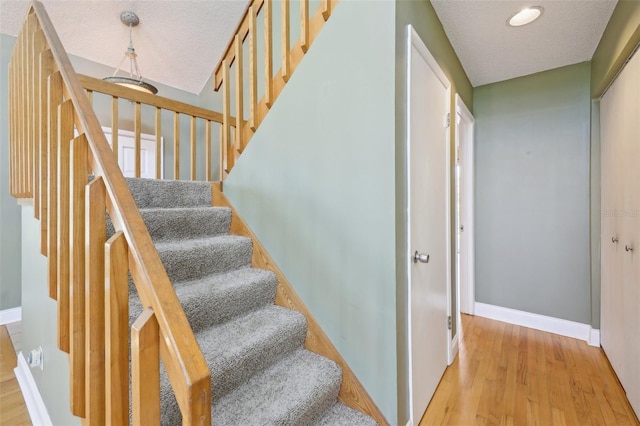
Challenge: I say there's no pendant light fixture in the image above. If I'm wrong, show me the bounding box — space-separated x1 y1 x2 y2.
104 11 158 95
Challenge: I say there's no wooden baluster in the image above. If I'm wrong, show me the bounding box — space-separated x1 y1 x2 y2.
132 309 160 425
219 125 225 181
111 97 119 160
264 0 273 108
8 61 14 195
301 0 309 53
26 15 36 198
235 34 244 153
222 60 232 173
85 177 106 424
205 120 212 182
39 48 54 260
281 0 290 82
56 99 73 353
174 112 180 180
190 116 196 180
249 6 258 131
135 102 142 178
47 70 63 301
322 0 331 20
19 24 27 196
70 133 88 418
155 107 162 179
32 30 45 224
105 232 129 426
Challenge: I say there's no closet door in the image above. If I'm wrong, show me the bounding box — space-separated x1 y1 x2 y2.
600 68 625 381
620 48 640 415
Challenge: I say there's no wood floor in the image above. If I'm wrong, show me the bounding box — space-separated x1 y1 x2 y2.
421 314 639 426
1 315 638 426
0 325 30 426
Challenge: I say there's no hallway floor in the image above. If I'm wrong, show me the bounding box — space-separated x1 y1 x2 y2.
0 324 30 425
421 314 639 426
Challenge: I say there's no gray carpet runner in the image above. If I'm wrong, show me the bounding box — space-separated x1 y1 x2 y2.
123 177 377 426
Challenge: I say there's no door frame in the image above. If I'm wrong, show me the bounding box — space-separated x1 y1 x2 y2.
454 95 475 318
405 24 452 426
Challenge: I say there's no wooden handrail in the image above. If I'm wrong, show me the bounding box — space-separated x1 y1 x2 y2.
78 74 233 125
10 2 211 423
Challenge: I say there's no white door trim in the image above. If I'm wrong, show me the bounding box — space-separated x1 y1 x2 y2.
406 24 452 425
455 94 475 317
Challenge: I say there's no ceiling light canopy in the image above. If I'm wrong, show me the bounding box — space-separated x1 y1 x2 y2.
103 11 158 95
508 6 544 27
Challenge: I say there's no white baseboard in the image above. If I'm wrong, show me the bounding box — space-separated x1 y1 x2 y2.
0 307 22 325
14 352 53 426
449 333 459 364
475 302 600 346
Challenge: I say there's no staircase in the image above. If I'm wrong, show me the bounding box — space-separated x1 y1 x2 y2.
123 177 376 425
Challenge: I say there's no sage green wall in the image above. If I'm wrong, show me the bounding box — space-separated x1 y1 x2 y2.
591 0 640 97
21 205 80 425
474 63 592 325
0 34 22 311
395 2 473 423
222 1 398 422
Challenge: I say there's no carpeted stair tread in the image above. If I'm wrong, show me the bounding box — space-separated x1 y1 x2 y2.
197 305 308 400
139 206 231 242
126 177 212 208
121 177 377 425
155 235 253 282
312 403 378 426
173 268 278 332
212 349 342 425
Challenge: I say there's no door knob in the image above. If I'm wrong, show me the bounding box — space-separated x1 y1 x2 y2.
612 236 619 243
413 251 430 264
625 244 634 252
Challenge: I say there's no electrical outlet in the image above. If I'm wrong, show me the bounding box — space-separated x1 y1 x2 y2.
27 346 44 370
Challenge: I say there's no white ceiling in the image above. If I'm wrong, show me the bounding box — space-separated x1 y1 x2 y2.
431 0 618 87
0 1 619 93
0 0 250 94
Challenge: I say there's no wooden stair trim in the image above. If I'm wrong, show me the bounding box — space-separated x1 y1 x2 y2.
211 183 388 425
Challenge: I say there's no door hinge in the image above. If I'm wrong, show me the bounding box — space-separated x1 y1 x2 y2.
447 316 452 330
445 113 451 128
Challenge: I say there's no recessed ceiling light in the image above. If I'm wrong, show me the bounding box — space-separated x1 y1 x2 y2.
508 6 544 27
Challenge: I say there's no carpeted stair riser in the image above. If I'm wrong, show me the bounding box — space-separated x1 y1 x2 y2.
199 305 308 401
125 177 212 208
120 178 377 426
212 349 342 425
313 403 378 426
155 235 253 283
140 207 232 242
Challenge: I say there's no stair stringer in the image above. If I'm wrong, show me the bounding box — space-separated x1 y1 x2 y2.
211 182 388 425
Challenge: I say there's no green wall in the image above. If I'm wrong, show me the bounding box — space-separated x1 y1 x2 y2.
473 62 593 325
21 205 80 425
591 0 640 97
0 34 22 311
222 1 398 422
394 1 473 424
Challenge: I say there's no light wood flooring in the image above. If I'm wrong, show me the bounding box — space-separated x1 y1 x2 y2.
421 314 639 426
0 325 30 426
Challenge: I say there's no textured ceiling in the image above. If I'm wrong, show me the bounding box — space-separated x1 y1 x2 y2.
0 1 620 93
431 0 618 87
0 0 250 94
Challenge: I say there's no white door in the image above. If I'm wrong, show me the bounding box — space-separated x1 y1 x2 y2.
455 96 475 316
102 127 161 179
407 25 451 425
